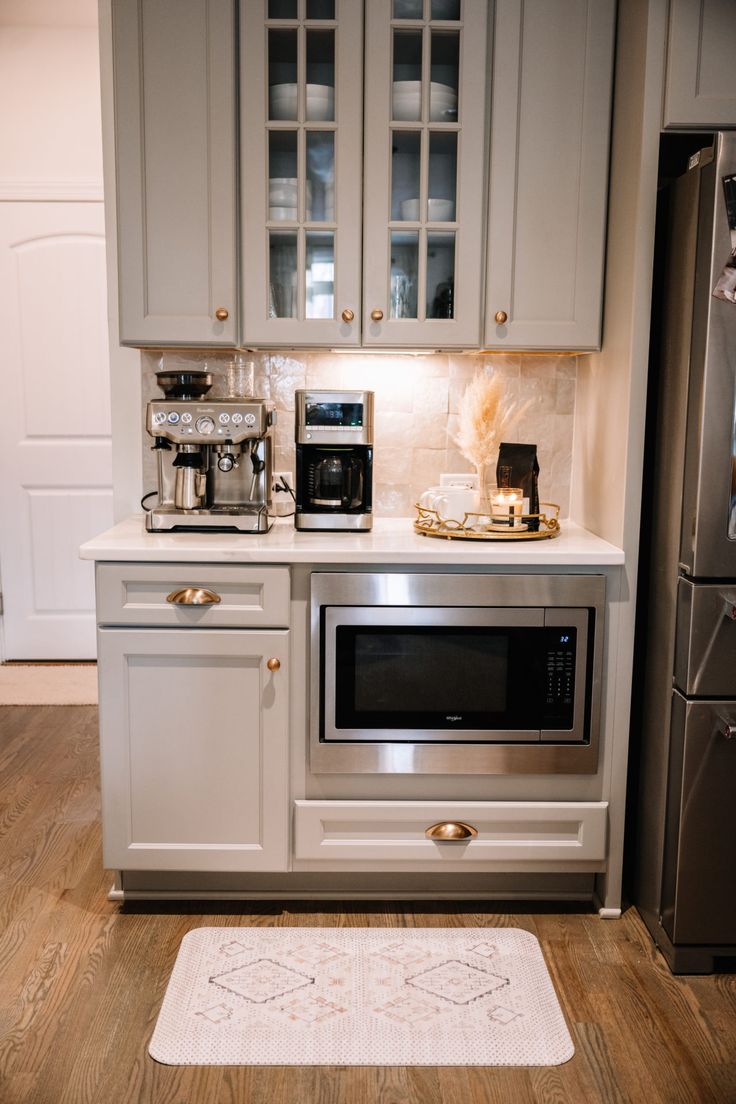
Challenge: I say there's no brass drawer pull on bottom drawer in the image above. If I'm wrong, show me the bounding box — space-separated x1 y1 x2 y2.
425 821 478 842
166 587 222 606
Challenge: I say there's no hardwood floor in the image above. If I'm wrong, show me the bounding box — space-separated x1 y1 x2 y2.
1 704 735 1104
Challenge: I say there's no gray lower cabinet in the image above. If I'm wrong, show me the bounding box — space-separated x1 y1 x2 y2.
663 0 736 129
112 0 239 346
484 0 616 350
97 626 289 872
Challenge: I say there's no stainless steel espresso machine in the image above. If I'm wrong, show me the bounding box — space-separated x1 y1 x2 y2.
145 371 275 532
295 390 373 531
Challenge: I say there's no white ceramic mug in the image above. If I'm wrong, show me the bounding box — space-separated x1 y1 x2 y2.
419 485 479 520
418 485 444 509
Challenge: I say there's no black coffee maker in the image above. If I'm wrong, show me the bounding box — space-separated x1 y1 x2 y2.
294 390 374 531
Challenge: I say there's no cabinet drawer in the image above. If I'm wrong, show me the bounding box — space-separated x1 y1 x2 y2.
294 800 608 864
96 563 289 627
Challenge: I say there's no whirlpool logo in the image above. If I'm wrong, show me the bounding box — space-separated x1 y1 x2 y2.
445 715 463 722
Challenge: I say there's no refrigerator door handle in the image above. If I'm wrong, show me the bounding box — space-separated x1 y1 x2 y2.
719 590 736 620
717 717 736 739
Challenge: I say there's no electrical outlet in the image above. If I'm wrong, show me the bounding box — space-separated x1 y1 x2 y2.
272 471 293 495
271 471 294 515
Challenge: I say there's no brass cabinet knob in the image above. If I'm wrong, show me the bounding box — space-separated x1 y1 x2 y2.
425 821 478 841
494 310 508 325
341 308 355 323
370 308 384 322
267 657 281 672
166 587 221 606
215 307 229 321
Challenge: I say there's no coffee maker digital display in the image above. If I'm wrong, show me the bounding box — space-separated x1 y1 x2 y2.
305 402 363 427
295 390 374 531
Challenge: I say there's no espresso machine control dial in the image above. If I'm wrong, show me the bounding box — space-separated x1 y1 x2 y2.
244 413 257 427
195 415 215 435
153 411 167 426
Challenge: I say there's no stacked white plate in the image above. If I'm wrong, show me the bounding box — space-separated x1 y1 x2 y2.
391 80 458 121
394 0 459 16
400 197 455 221
268 178 313 221
269 83 335 121
429 81 458 121
269 176 297 220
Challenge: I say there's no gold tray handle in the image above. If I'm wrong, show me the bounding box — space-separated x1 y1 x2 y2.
166 587 222 606
425 821 478 842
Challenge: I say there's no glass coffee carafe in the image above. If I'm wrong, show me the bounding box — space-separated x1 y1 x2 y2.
311 451 364 509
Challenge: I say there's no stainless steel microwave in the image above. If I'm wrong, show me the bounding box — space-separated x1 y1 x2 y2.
310 573 605 775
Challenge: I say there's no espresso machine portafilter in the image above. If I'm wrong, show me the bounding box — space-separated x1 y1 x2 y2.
145 371 276 532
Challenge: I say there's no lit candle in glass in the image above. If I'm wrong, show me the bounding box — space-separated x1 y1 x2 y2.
489 486 525 529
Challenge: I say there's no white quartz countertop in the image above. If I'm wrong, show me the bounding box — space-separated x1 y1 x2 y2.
80 515 624 565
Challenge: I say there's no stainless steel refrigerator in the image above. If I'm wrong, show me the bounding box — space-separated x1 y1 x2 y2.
633 132 736 973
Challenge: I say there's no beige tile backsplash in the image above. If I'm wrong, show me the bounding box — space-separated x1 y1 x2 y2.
141 350 577 518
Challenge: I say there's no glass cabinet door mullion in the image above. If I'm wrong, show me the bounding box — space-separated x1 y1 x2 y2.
421 17 430 123
418 128 430 318
418 226 429 321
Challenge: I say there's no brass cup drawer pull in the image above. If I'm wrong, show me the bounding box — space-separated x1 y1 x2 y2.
425 821 478 842
166 587 222 606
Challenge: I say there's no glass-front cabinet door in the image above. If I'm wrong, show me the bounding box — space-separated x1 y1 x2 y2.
362 0 489 347
241 0 363 345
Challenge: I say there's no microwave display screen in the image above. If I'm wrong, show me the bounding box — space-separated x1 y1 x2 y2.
305 401 363 427
333 625 578 734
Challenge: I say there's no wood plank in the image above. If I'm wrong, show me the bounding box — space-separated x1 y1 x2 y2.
1 705 735 1104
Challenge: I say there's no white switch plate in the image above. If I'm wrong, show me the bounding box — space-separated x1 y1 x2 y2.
440 472 479 489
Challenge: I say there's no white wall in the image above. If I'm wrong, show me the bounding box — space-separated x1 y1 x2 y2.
0 0 102 197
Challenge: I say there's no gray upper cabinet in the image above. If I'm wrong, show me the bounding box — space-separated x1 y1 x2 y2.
241 0 489 349
361 0 489 348
110 0 615 351
663 0 736 129
241 0 364 347
484 0 616 351
112 0 238 346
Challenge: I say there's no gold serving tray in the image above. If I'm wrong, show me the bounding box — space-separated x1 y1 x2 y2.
413 502 561 541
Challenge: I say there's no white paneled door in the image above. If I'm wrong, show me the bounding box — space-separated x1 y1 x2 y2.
0 202 113 659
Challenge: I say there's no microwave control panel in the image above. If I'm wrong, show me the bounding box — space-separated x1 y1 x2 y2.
545 639 576 708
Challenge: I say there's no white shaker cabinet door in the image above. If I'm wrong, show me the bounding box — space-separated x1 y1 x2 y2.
484 0 616 350
112 0 238 345
98 628 289 872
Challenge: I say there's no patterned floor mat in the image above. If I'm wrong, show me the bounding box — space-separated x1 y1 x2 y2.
149 926 574 1066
